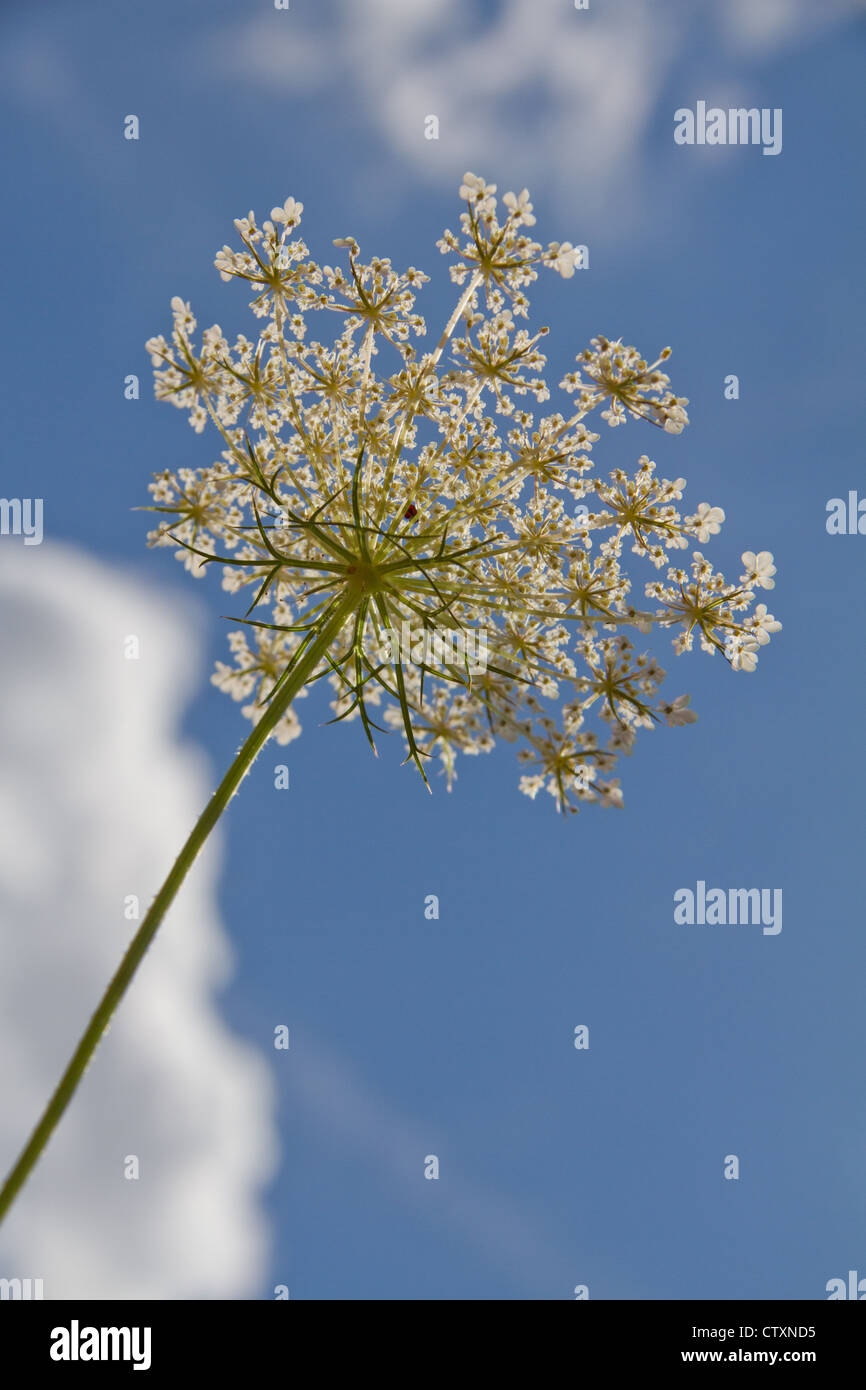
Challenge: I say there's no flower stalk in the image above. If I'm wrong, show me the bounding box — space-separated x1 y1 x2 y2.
0 591 355 1226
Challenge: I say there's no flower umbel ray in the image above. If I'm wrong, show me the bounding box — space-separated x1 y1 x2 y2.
144 175 780 814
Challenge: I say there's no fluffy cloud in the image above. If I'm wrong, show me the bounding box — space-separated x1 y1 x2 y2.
0 545 276 1299
720 0 864 55
201 0 862 218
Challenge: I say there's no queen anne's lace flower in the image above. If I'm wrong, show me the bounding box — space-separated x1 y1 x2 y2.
686 502 726 543
143 175 780 814
740 550 776 590
560 337 689 433
660 694 699 727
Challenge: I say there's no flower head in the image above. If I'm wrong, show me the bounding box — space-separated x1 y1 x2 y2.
560 337 689 433
144 176 780 814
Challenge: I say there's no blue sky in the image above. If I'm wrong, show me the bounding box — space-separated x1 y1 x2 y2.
1 0 864 1299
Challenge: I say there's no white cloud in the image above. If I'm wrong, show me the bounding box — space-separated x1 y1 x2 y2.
720 0 865 55
0 544 277 1299
202 0 667 217
200 0 863 220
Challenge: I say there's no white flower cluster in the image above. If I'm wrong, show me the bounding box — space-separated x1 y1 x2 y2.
143 175 780 813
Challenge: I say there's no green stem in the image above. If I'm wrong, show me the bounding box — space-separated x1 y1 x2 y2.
0 592 355 1227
